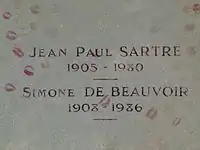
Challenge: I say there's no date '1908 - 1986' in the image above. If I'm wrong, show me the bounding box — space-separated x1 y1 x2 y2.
68 103 143 112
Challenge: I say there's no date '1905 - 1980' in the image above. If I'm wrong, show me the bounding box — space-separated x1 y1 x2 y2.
66 63 144 72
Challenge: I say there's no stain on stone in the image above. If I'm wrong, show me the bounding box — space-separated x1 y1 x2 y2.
172 117 181 126
189 129 196 135
3 12 12 19
146 107 158 120
192 4 200 15
29 4 40 14
184 23 195 32
183 4 200 16
6 30 17 40
5 83 16 92
186 46 197 56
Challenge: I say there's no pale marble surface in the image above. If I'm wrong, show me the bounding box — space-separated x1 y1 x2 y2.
0 0 200 149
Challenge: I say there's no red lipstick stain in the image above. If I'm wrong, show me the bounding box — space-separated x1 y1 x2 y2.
13 47 24 58
3 12 12 19
24 65 34 76
98 95 111 108
101 98 111 108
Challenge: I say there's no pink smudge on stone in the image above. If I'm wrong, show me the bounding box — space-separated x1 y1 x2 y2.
5 83 16 92
3 12 12 19
192 4 200 14
98 95 111 108
184 24 195 32
13 46 24 58
146 107 158 120
6 31 17 40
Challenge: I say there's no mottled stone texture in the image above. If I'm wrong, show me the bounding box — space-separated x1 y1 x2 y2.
0 0 200 150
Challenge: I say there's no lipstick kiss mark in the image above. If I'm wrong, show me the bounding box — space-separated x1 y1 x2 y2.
172 117 181 126
3 12 12 19
13 47 24 58
146 107 158 120
5 83 16 92
98 95 111 108
98 95 108 104
24 65 34 76
6 31 17 40
192 4 200 14
101 98 111 108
